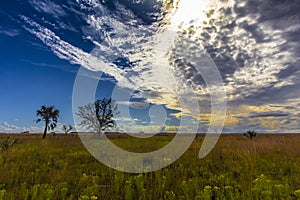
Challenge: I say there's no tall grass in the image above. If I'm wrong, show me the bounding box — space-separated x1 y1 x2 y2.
0 134 299 199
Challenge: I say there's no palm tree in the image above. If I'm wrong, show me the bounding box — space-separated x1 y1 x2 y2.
36 105 60 139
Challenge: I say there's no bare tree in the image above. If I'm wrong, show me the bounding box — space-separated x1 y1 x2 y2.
36 105 60 139
76 98 118 133
63 125 73 135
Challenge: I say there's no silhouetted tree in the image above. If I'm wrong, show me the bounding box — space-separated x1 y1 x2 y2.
76 98 117 133
243 130 257 139
36 105 60 139
63 124 73 135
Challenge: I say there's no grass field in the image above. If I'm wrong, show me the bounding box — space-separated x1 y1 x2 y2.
0 133 300 199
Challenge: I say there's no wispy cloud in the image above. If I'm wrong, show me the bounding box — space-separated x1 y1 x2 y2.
29 0 66 18
0 26 19 37
22 60 78 73
20 3 195 119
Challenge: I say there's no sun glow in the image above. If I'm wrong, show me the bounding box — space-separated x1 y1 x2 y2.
170 0 210 29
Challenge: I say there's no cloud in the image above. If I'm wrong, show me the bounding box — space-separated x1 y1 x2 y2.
29 0 66 18
223 100 300 133
0 26 19 37
0 122 80 134
21 15 132 85
20 0 300 132
22 60 78 73
117 101 149 109
20 2 197 119
0 122 43 133
160 0 300 112
235 111 290 119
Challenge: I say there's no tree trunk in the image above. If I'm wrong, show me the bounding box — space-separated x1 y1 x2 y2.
43 122 48 139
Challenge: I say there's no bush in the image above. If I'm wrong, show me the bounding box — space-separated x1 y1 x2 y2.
0 137 17 151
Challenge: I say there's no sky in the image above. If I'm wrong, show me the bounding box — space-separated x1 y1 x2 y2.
0 0 299 133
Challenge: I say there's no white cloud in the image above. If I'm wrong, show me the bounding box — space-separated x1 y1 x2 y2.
29 0 66 18
0 122 78 134
21 15 135 88
0 122 43 133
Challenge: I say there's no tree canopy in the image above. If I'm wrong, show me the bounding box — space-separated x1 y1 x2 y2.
76 98 118 133
36 105 60 139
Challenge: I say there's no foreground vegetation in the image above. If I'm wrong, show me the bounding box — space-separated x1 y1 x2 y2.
0 133 300 199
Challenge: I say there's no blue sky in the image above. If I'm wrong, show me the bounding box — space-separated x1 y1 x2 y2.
0 34 75 126
0 0 299 133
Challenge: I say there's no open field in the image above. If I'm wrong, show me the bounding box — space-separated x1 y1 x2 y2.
0 133 300 199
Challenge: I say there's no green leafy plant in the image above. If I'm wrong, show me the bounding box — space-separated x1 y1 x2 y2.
0 189 6 200
294 189 300 198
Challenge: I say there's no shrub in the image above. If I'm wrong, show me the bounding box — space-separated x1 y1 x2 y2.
0 137 17 151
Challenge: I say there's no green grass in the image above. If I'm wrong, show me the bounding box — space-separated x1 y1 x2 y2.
0 134 300 199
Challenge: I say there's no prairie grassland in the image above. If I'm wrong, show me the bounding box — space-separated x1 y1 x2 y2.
0 133 300 199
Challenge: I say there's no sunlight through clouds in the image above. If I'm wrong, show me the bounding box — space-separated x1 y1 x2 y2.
17 0 300 132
